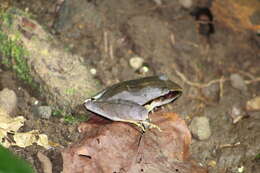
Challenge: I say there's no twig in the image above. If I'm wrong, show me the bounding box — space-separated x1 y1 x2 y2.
187 95 216 106
219 142 240 149
170 33 175 45
109 44 114 60
234 70 260 84
238 70 255 80
174 68 260 88
174 68 229 88
219 76 224 99
245 77 260 84
104 31 108 54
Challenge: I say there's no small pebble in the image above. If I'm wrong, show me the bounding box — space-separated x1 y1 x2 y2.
201 83 220 102
189 116 211 140
90 68 97 75
230 73 247 92
230 105 246 124
153 0 162 5
0 88 17 114
33 106 52 119
246 96 260 111
30 97 40 106
129 56 144 70
139 66 149 74
178 0 193 9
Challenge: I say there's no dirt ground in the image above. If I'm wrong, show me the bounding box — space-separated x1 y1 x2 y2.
0 0 260 173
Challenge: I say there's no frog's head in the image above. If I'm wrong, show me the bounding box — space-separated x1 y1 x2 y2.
143 79 182 112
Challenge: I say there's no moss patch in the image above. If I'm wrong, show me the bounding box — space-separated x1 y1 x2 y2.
0 10 36 88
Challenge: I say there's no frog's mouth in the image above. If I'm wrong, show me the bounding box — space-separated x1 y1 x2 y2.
144 90 182 112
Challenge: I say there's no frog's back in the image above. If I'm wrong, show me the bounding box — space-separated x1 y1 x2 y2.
93 75 181 105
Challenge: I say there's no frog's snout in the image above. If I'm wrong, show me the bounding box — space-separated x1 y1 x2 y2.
83 98 93 109
84 98 91 103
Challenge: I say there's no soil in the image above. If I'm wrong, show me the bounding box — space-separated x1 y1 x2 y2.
0 0 260 173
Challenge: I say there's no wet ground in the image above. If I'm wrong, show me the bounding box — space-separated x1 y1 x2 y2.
0 0 260 173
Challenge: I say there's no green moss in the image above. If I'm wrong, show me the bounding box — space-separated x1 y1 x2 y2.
64 114 88 124
0 9 13 28
53 109 88 124
256 153 260 159
0 10 37 88
0 31 36 87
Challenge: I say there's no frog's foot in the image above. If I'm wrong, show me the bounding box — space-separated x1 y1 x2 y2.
119 120 161 132
141 121 162 132
118 119 146 132
144 104 154 112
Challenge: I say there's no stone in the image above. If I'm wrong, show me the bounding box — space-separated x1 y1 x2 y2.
230 74 247 92
189 116 211 140
129 56 144 70
90 68 97 75
230 104 246 124
0 88 17 114
179 0 193 9
1 9 101 112
153 0 162 6
33 106 52 119
246 96 260 111
139 65 149 74
201 83 220 102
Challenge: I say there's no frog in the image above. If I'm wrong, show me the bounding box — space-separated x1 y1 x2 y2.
84 75 182 132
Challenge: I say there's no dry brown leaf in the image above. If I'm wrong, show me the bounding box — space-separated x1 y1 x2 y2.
212 0 260 32
13 130 51 149
37 134 51 149
13 130 38 148
62 112 207 173
0 108 51 149
0 108 25 132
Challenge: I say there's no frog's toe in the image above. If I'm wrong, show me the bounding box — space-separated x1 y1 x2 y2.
149 123 162 132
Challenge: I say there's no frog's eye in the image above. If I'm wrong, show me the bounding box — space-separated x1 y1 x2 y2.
84 98 94 103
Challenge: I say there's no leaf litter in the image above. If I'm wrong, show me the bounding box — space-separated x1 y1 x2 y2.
0 107 51 149
62 112 207 173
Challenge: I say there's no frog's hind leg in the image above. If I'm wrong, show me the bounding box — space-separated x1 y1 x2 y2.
118 119 162 132
118 120 146 132
141 120 162 132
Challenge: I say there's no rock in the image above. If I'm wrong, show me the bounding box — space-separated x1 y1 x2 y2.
29 97 40 106
63 112 207 173
54 0 103 34
1 9 101 112
90 68 97 75
230 74 247 92
229 104 246 124
139 65 149 74
0 88 17 114
246 96 260 111
179 0 193 9
201 83 220 102
153 0 162 6
33 106 52 119
190 116 211 140
129 56 144 70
